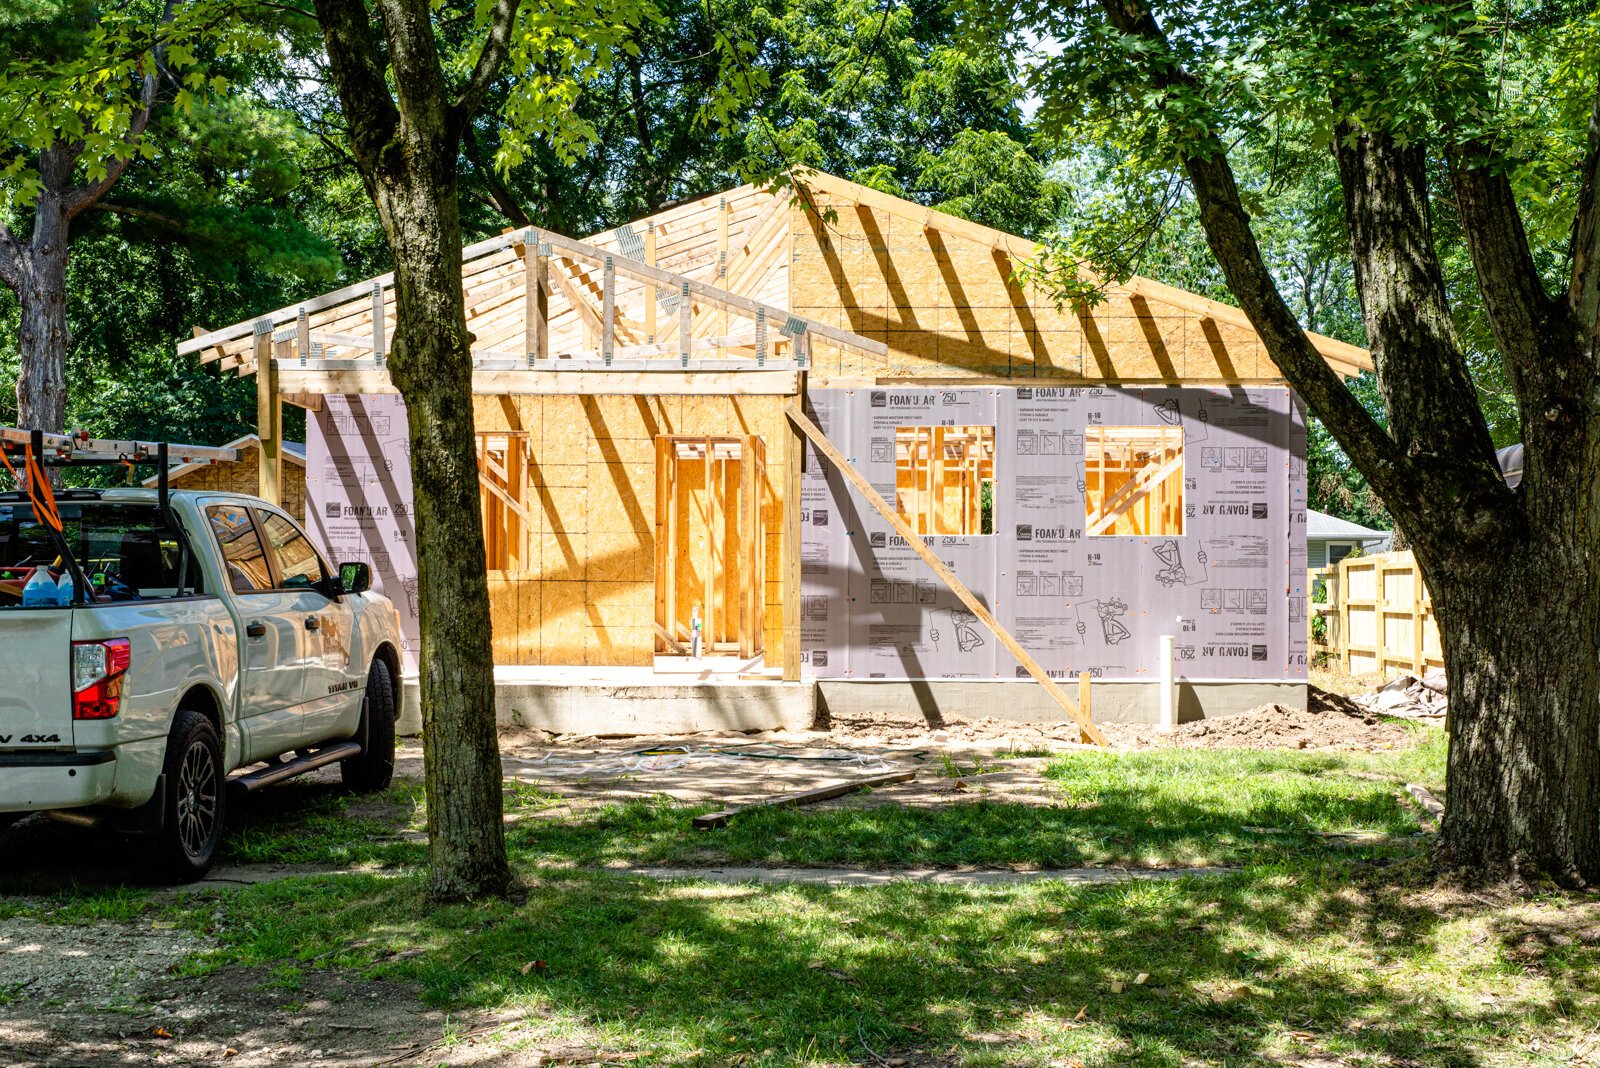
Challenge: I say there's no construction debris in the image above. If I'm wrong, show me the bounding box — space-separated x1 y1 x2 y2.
1358 672 1448 723
1405 783 1445 829
693 769 918 829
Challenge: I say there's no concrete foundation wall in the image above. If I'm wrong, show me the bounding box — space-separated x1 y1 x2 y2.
816 678 1306 726
401 675 815 737
397 673 1293 737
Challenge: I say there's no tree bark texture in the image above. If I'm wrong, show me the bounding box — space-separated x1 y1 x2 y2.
1430 531 1600 886
313 0 518 902
1335 125 1600 887
4 147 82 436
385 162 514 902
1097 0 1600 885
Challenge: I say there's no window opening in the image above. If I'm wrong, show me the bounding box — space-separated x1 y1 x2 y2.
893 425 995 536
653 436 766 658
0 502 201 604
207 505 273 593
1084 426 1184 537
259 511 325 589
1328 541 1359 566
476 432 532 571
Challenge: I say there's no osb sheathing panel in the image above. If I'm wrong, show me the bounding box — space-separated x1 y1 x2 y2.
790 196 1278 384
475 394 788 667
169 444 308 523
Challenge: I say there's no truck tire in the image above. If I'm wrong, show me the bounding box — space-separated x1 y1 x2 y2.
341 659 395 792
151 709 225 884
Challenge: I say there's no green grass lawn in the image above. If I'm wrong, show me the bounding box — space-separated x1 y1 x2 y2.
23 731 1600 1066
217 732 1447 873
170 855 1600 1068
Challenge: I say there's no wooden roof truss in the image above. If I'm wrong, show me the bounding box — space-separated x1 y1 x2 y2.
179 185 886 398
178 170 1373 397
791 170 1375 380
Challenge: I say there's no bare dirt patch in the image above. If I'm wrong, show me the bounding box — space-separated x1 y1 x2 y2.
811 712 1091 750
0 913 564 1066
1099 685 1420 751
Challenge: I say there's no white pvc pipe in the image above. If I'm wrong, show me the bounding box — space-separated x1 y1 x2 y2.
1159 634 1176 732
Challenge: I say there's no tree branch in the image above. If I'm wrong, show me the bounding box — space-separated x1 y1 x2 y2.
0 222 23 293
1447 142 1558 381
464 125 531 227
372 0 450 140
312 0 401 174
63 95 155 218
251 0 317 17
1570 76 1600 339
450 0 523 135
63 1 171 219
1095 0 1417 518
1332 124 1502 490
86 200 190 231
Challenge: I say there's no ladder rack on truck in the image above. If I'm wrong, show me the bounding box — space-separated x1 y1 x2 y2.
0 425 237 501
0 426 238 605
0 426 238 467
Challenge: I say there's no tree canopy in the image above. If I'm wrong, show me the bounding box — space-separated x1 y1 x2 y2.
4 0 1063 466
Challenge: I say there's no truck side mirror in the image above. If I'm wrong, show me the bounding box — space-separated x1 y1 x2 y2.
339 561 371 595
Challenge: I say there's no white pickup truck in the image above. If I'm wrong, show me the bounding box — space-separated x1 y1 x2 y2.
0 482 405 882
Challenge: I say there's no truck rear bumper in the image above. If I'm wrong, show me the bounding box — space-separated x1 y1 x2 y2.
0 751 118 811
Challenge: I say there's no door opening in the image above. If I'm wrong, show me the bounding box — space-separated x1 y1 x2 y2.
654 435 766 658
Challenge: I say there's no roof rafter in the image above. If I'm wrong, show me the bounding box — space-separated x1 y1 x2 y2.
792 168 1374 378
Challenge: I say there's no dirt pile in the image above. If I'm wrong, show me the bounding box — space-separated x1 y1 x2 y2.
817 683 1429 753
1102 685 1423 751
817 712 1090 748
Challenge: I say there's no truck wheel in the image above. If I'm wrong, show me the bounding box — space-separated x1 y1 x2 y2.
341 659 396 792
151 709 225 883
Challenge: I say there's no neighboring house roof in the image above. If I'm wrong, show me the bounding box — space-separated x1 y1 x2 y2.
142 434 305 487
1497 444 1523 488
1306 508 1388 541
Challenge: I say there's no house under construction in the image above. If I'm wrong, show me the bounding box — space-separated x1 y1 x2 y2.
179 170 1372 735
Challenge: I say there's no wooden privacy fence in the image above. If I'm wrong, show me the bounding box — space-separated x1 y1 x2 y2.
1308 550 1443 677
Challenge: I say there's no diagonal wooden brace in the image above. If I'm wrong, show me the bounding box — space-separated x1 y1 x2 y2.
784 403 1109 746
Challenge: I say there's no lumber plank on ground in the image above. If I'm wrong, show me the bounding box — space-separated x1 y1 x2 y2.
693 769 917 829
1405 782 1444 828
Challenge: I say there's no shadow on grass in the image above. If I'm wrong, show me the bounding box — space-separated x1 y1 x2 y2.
162 854 1590 1068
1 743 1440 896
0 777 427 900
219 777 427 867
218 743 1429 874
511 746 1436 871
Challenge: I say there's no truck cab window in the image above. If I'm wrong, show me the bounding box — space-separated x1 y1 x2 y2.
0 502 200 605
207 506 272 594
259 512 324 590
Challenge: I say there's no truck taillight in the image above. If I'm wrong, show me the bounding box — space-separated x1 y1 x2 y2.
72 638 131 720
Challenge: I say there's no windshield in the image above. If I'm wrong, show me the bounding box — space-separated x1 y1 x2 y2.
0 500 203 607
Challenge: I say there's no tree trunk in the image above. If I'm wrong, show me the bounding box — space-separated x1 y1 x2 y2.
1091 0 1600 889
14 149 76 434
310 0 520 905
378 159 515 902
1425 527 1600 886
